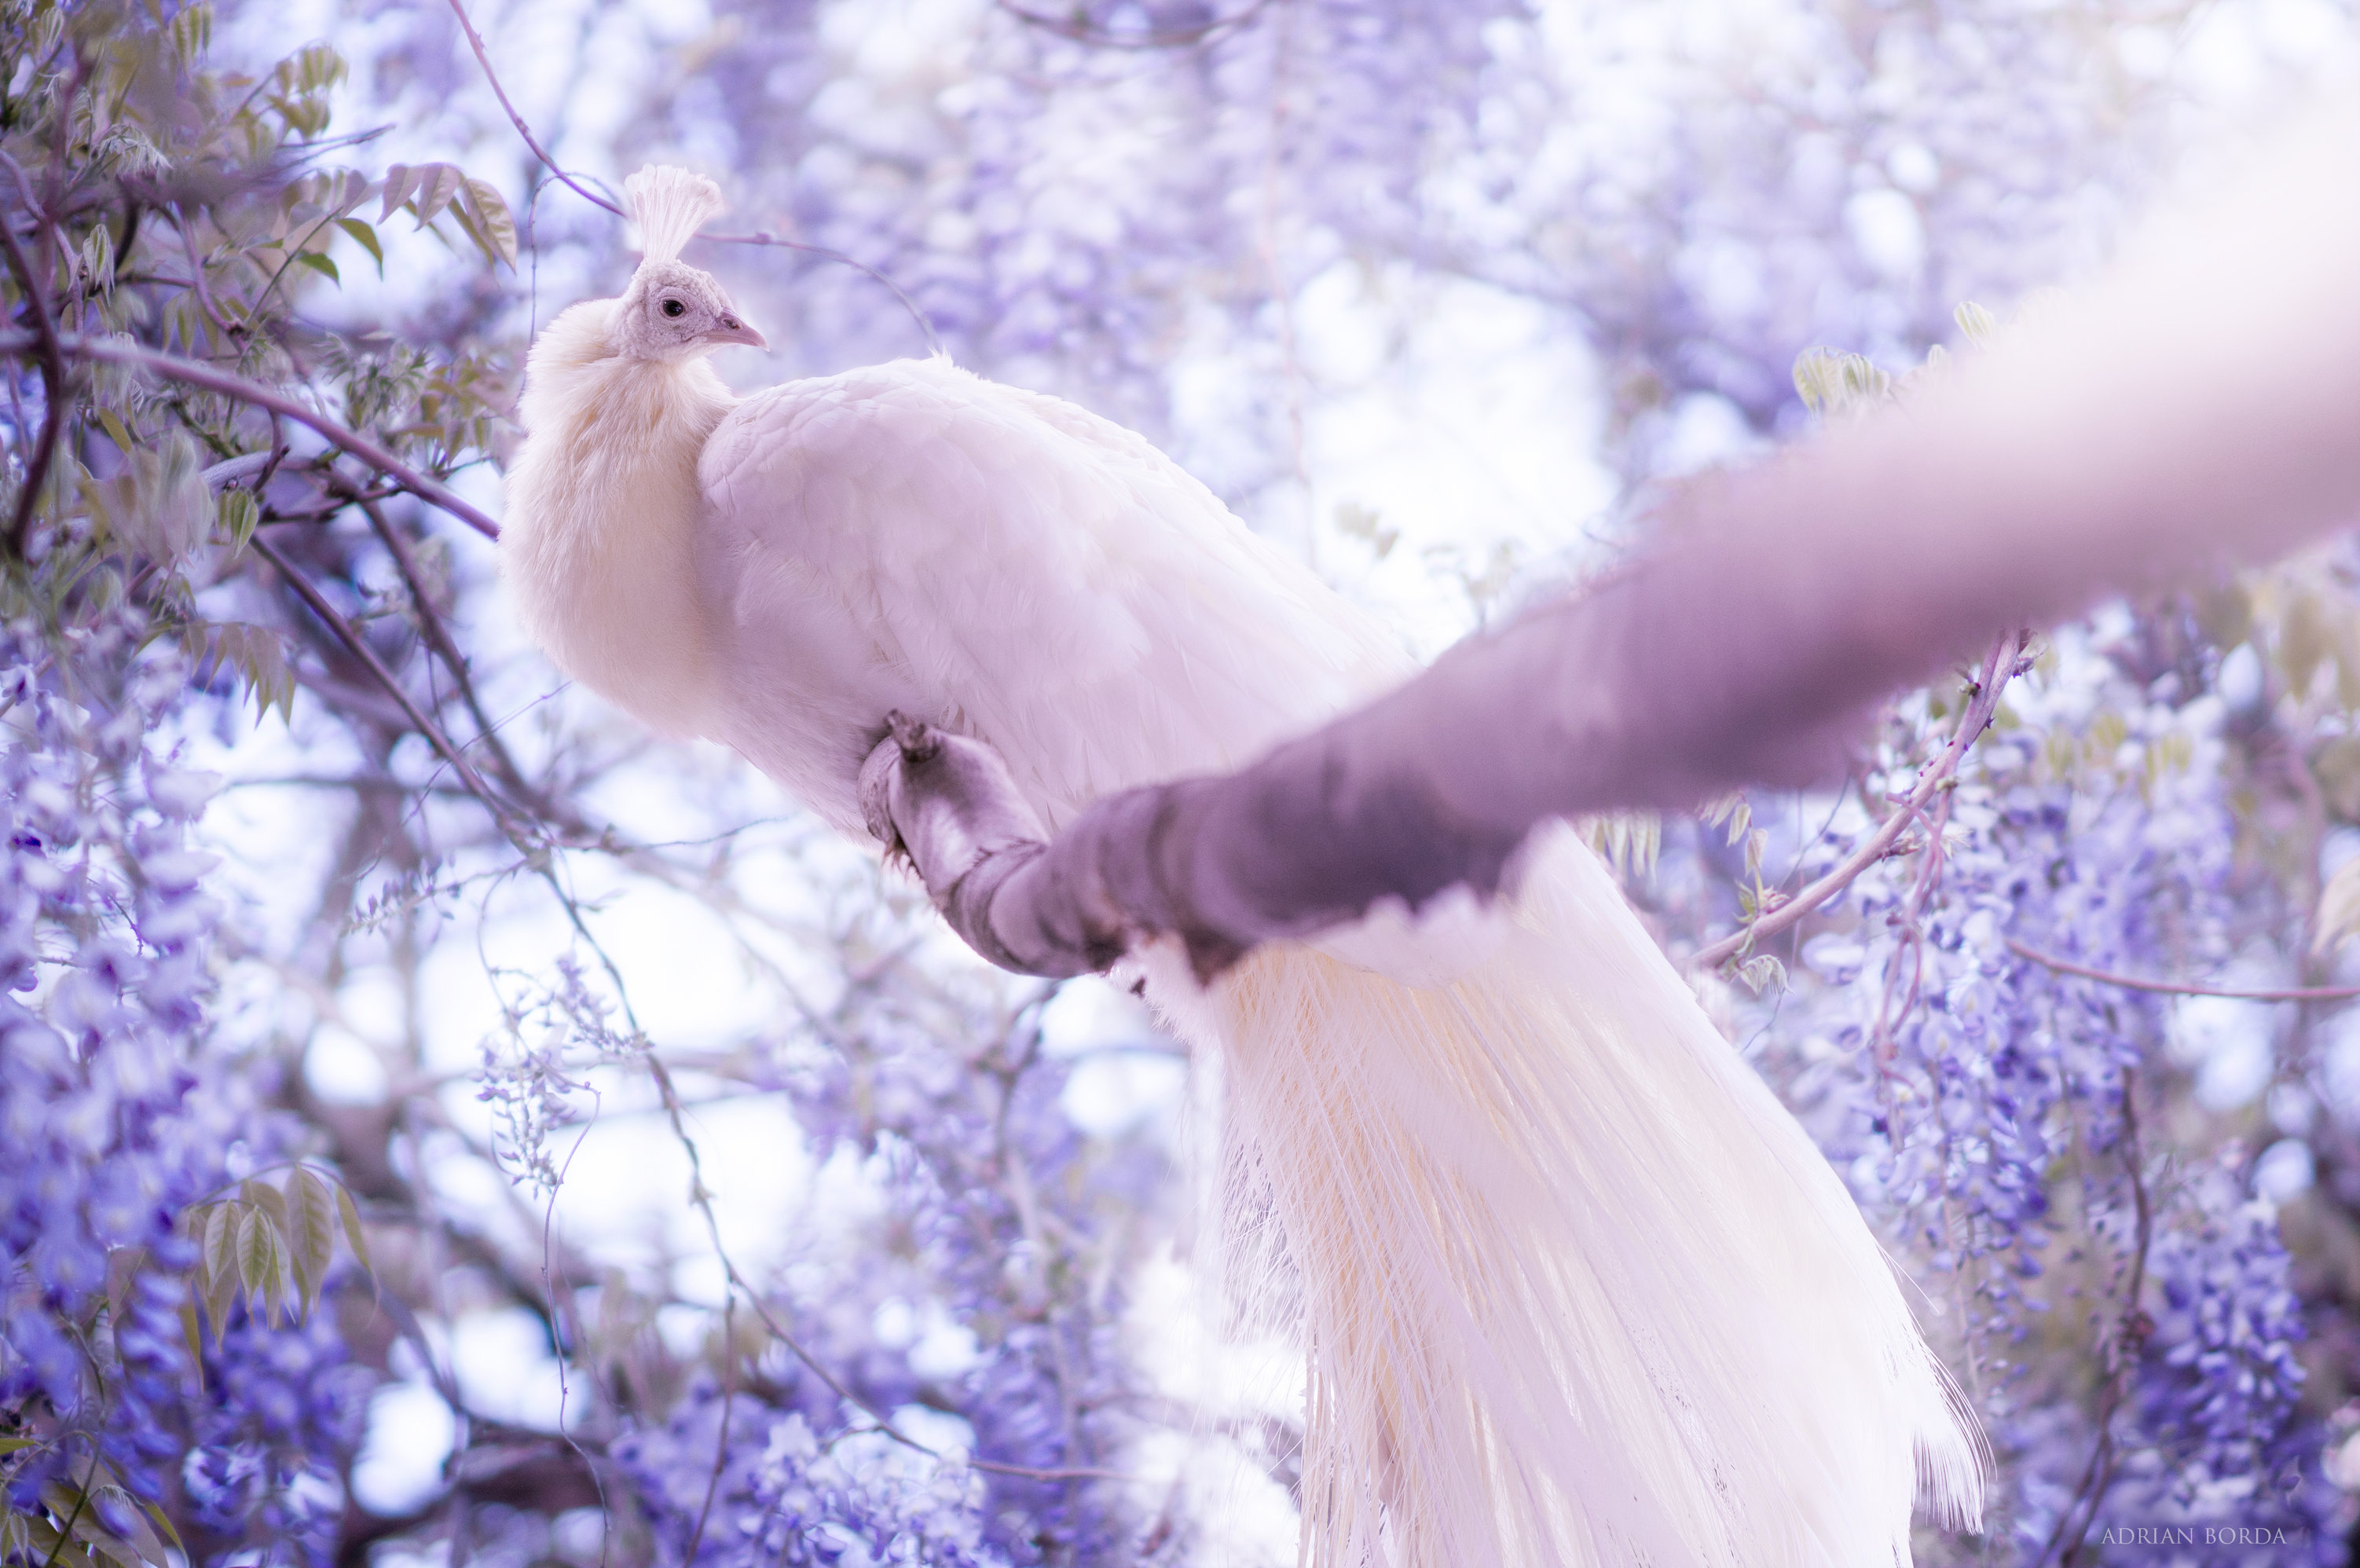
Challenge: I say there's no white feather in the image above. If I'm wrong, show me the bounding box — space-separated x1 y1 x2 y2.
501 299 731 738
624 164 726 265
507 337 1987 1565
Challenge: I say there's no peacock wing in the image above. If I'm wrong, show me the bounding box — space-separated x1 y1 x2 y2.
699 358 1409 830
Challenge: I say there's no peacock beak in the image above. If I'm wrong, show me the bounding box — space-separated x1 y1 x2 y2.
710 312 768 350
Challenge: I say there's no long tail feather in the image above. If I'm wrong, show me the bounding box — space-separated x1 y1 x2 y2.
1142 827 1983 1567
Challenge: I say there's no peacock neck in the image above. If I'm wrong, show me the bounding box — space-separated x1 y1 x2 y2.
502 304 738 739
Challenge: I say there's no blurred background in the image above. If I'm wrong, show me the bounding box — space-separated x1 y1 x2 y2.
9 0 2360 1563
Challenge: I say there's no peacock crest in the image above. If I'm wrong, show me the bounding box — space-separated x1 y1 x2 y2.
625 165 726 266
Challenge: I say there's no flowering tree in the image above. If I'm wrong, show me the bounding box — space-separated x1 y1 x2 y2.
2 1 2357 1566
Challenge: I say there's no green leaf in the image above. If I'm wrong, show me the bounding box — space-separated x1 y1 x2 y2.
178 1300 206 1390
137 1500 183 1556
335 1181 375 1281
204 1240 238 1341
82 433 214 566
334 217 384 276
215 488 259 561
41 1480 144 1568
101 1492 167 1568
411 163 465 226
1735 954 1788 996
76 1522 143 1568
1580 811 1660 882
460 178 519 269
93 408 134 456
209 624 296 726
0 1437 41 1454
22 1513 96 1568
32 1529 97 1566
2281 589 2336 700
202 1203 236 1294
379 164 416 222
235 1207 288 1325
1793 348 1833 414
80 224 115 294
103 1246 144 1326
291 250 339 286
241 1177 290 1233
169 2 214 64
2316 735 2360 822
2196 580 2252 650
1792 346 1892 416
288 1167 337 1313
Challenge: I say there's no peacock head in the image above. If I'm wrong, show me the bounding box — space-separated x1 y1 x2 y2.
611 165 768 361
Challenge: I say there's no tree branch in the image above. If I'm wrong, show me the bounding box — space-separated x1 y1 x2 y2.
0 330 500 538
0 170 68 556
248 533 516 824
861 104 2360 980
2042 1067 2156 1568
443 0 945 358
1693 632 2024 971
346 484 548 814
2004 938 2360 1003
444 0 621 220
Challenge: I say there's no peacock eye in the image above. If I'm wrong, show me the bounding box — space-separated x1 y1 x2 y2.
661 298 686 318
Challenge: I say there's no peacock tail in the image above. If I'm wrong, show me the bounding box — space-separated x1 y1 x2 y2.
1138 828 1984 1567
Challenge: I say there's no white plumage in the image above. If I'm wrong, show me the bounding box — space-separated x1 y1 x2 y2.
503 166 1984 1566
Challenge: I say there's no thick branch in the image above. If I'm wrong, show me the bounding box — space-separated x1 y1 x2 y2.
864 103 2360 981
0 330 500 539
0 181 68 555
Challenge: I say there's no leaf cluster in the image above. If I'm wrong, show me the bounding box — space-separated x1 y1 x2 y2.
0 0 515 720
178 1164 372 1349
0 1447 183 1568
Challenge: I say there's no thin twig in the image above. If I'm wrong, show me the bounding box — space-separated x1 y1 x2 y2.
167 202 238 343
442 0 946 358
0 330 500 538
2004 937 2360 1002
348 484 549 813
406 22 1103 1481
38 1448 104 1568
683 1295 737 1563
247 207 346 328
638 1046 1131 1486
445 0 618 218
2043 1067 2155 1568
497 888 1079 1493
222 772 480 799
38 57 83 291
248 532 515 821
1694 632 2026 970
1865 640 2014 1102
